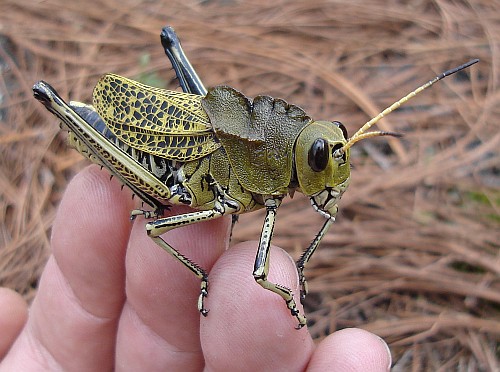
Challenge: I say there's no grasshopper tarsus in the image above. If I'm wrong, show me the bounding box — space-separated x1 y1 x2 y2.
287 297 307 329
138 203 166 217
198 275 210 317
130 209 158 220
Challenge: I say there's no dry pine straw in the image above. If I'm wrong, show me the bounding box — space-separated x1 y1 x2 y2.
0 0 499 370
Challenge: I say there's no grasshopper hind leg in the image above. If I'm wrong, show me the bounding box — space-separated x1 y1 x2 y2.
160 26 207 96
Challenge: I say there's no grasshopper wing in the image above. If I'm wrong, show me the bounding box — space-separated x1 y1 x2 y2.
93 74 220 161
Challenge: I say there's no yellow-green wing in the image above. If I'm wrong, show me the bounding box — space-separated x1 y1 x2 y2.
93 73 220 161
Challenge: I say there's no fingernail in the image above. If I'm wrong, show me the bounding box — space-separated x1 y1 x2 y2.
378 336 392 370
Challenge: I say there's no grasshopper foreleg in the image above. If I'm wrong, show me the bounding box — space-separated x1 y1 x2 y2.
130 208 166 220
145 208 224 316
253 198 307 329
296 218 334 302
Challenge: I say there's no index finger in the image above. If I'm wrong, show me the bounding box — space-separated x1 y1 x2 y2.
2 165 135 370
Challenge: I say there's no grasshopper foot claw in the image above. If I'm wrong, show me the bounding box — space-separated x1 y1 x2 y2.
130 208 165 220
286 297 307 329
198 277 210 317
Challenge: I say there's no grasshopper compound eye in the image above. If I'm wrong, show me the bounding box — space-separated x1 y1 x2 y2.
308 138 329 172
333 121 348 140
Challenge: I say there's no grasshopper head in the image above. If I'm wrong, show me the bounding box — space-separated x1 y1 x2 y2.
293 59 479 221
294 121 351 220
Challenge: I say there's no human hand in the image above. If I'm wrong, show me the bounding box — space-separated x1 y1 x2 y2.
0 165 391 371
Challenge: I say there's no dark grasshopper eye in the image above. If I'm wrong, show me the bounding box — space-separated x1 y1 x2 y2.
333 121 348 140
308 138 329 172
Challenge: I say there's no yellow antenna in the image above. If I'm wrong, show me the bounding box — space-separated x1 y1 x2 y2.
338 59 479 155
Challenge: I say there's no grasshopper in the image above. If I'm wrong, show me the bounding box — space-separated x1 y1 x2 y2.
33 26 478 329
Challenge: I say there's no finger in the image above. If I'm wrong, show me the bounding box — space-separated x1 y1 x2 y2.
50 166 134 316
307 328 391 371
201 241 315 371
0 288 27 359
116 205 232 370
2 165 134 370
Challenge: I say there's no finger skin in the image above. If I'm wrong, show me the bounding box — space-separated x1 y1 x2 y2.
116 204 232 371
0 164 392 371
0 288 27 359
201 242 315 371
1 165 134 370
308 328 392 371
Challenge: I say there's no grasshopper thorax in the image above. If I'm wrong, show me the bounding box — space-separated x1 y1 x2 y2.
294 120 351 219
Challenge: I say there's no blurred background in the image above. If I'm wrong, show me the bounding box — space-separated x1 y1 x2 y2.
0 0 498 369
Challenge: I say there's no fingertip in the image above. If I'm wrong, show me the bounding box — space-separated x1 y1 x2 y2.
0 288 28 358
308 328 392 371
201 241 314 370
53 165 135 248
51 165 134 315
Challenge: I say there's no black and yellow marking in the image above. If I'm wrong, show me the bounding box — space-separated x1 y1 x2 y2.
94 74 221 162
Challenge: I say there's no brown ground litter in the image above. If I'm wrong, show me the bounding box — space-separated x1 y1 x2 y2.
0 0 498 369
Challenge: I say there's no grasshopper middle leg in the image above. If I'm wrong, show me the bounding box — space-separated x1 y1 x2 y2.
253 198 307 329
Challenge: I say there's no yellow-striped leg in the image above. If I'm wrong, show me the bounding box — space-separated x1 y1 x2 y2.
253 198 307 329
145 208 224 316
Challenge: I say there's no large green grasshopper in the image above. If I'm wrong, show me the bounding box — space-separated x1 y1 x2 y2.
33 26 478 328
